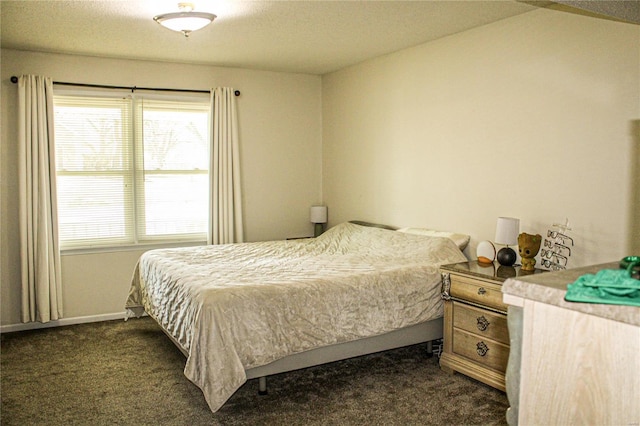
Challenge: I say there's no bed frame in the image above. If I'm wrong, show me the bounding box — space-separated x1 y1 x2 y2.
158 315 443 395
246 317 443 394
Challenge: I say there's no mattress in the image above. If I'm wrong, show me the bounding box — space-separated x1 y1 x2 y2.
125 222 467 412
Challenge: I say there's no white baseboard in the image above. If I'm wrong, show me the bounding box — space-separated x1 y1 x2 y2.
0 311 144 334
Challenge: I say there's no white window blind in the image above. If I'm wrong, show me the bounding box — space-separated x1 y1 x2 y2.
53 92 210 250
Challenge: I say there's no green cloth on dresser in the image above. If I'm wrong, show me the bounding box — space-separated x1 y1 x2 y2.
565 268 640 307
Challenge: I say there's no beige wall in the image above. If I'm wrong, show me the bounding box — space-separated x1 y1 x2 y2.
1 50 322 325
322 8 639 267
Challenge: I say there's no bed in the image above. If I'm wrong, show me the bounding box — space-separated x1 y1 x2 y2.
125 221 469 412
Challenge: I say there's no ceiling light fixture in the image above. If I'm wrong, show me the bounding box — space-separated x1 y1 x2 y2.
153 2 216 38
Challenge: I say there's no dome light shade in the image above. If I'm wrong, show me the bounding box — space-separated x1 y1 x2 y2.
154 3 216 37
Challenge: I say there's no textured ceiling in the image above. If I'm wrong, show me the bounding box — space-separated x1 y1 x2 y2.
1 0 542 75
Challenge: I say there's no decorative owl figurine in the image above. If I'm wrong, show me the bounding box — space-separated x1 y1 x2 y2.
518 233 542 271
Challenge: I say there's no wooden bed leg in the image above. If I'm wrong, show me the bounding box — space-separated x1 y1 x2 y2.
426 340 434 358
258 376 268 395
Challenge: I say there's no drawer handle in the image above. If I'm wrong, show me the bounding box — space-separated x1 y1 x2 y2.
476 341 489 357
478 287 487 295
476 315 490 331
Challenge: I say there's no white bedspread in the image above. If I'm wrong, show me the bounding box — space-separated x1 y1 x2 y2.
125 222 466 412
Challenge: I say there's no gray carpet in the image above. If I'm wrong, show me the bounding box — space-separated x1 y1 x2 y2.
1 317 509 425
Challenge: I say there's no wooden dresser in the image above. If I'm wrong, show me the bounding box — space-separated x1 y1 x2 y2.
439 261 545 391
502 262 640 425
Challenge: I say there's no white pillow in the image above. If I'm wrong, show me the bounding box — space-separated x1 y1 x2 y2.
397 227 471 250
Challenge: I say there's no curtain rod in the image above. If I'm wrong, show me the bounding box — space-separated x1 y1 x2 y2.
10 76 240 96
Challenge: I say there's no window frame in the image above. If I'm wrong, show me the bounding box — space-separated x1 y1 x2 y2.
53 88 211 253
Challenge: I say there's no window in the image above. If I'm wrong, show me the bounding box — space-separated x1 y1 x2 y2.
53 91 210 250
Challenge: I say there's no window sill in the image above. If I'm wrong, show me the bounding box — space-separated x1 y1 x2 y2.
60 240 208 256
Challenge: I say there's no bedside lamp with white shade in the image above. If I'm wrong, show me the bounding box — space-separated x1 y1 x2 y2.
310 205 328 237
495 217 519 266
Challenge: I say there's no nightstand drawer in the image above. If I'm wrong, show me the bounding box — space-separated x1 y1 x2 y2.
452 328 509 373
450 274 507 312
452 302 509 345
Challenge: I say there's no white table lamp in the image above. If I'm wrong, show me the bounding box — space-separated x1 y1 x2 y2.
310 205 328 237
495 217 519 266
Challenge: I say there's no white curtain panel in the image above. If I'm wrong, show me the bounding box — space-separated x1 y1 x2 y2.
17 75 63 323
209 87 244 244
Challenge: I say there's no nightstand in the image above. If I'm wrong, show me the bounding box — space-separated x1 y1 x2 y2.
439 261 545 391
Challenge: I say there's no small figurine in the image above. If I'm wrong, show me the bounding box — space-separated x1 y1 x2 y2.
518 232 542 271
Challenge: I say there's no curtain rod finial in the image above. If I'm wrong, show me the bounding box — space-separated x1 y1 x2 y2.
11 76 18 83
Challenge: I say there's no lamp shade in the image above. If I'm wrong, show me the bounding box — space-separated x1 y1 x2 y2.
310 206 328 224
495 217 519 246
